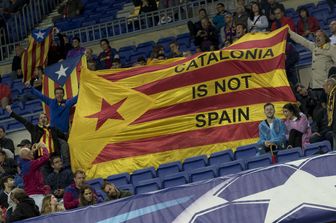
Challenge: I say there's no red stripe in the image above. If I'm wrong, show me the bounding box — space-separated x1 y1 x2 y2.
133 86 296 124
39 39 45 66
134 54 285 95
93 121 260 164
31 41 37 80
76 60 81 81
65 72 73 98
101 56 197 81
226 29 288 50
23 51 28 82
43 76 50 118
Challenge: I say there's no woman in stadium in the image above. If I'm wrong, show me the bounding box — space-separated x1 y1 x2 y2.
41 194 64 215
282 103 312 148
79 185 100 207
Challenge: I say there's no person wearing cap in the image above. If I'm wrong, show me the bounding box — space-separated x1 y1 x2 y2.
66 37 85 59
17 139 31 149
220 12 236 47
5 106 70 167
288 28 336 89
0 127 14 154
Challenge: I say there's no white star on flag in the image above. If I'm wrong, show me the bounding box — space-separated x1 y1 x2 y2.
55 64 68 80
234 169 336 223
34 30 45 40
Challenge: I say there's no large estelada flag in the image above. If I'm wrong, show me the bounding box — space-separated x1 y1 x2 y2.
42 55 82 116
69 26 296 179
22 27 52 82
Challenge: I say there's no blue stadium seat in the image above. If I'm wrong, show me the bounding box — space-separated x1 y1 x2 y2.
134 178 161 194
297 3 315 14
81 20 96 27
130 167 156 185
182 155 208 171
118 184 134 194
95 189 107 201
129 52 147 65
162 172 189 188
86 178 104 191
304 141 331 157
277 147 303 163
106 172 130 187
24 100 42 113
157 161 182 178
189 166 217 183
208 149 234 166
217 160 245 177
6 120 24 131
11 103 26 115
234 144 258 160
246 154 273 170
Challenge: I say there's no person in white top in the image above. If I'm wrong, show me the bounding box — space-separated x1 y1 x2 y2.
247 1 269 33
330 20 336 45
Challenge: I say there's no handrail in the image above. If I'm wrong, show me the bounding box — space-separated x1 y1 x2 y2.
0 0 233 64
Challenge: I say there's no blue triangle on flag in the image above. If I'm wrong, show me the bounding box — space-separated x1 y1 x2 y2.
32 27 52 43
44 55 81 86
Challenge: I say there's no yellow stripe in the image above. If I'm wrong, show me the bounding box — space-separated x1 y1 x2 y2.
151 69 289 109
83 137 258 178
70 69 79 97
108 41 286 89
230 25 288 46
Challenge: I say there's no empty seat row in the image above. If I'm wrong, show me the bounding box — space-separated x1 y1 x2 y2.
85 140 332 195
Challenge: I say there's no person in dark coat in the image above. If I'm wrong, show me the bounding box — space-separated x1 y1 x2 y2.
0 150 17 177
0 127 14 154
9 188 40 222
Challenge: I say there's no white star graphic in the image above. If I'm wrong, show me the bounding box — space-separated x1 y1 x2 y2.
34 30 45 40
234 169 336 223
55 64 68 80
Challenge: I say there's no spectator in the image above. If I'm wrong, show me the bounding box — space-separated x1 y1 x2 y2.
0 175 15 209
63 169 86 210
271 5 295 31
17 139 31 150
0 150 17 177
0 127 14 154
283 103 312 148
10 45 24 79
150 45 165 60
101 182 133 201
9 188 40 222
257 103 286 154
296 7 320 40
330 20 336 45
0 84 10 109
295 84 323 118
220 12 236 47
139 0 158 14
195 18 218 52
58 0 83 18
48 27 67 65
85 48 96 62
236 0 250 15
233 23 247 42
234 3 248 28
168 41 183 58
19 143 49 210
66 37 85 59
97 39 115 70
30 66 43 91
79 185 101 207
212 3 227 31
40 194 64 215
28 86 78 134
46 155 73 199
188 9 208 39
323 77 336 148
260 0 285 29
158 0 178 25
247 1 268 33
6 106 70 166
288 28 336 89
285 43 300 87
87 59 97 71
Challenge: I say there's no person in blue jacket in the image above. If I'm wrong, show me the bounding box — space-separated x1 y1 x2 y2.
27 84 78 134
257 103 286 154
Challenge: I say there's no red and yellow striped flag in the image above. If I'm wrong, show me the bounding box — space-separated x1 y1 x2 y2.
69 26 296 179
21 27 52 82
